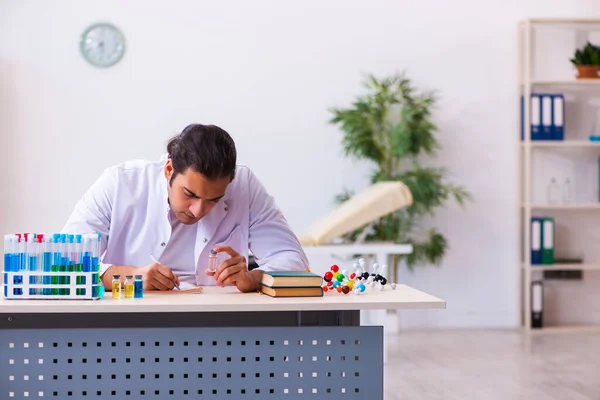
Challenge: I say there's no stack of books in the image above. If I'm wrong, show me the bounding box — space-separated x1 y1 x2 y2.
259 271 323 297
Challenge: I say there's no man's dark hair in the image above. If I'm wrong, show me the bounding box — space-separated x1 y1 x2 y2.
167 124 237 183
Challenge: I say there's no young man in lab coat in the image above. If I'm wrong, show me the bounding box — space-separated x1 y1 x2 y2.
62 124 309 292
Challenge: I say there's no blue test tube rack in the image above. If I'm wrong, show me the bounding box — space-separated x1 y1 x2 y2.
2 232 103 300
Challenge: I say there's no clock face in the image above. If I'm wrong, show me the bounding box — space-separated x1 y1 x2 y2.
80 23 125 67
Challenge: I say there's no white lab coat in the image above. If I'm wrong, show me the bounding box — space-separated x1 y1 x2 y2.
62 154 309 284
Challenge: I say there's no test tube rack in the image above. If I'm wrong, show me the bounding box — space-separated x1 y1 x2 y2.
2 271 103 300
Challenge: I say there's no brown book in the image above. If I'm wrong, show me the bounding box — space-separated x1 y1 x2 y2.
260 271 323 288
260 286 323 298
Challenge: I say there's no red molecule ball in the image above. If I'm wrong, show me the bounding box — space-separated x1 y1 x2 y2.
331 264 339 273
322 285 329 292
327 281 333 287
324 271 333 282
350 272 356 279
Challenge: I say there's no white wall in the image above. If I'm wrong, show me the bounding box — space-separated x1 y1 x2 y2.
1 0 599 328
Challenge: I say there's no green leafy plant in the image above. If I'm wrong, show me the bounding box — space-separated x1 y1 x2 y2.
570 42 600 66
329 73 471 278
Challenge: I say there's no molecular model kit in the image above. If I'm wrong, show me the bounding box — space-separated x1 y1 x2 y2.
321 258 398 295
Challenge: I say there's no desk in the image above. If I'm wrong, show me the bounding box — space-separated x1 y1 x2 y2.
0 285 444 399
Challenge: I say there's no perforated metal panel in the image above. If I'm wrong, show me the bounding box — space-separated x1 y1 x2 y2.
1 326 382 399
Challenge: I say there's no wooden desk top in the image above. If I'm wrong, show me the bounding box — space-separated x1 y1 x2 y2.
0 284 445 314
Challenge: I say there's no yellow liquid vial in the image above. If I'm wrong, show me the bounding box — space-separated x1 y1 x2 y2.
124 283 134 298
112 281 121 299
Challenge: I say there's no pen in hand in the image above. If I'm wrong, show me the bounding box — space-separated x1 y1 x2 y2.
150 255 180 290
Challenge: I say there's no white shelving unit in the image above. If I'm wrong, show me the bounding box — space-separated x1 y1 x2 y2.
522 140 600 148
519 18 600 334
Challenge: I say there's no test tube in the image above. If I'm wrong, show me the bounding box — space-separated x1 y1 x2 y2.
35 234 43 287
23 233 30 273
14 234 23 294
83 233 100 297
3 234 13 272
206 249 218 272
39 235 51 295
82 234 94 296
94 233 101 272
3 234 13 297
60 234 68 295
75 235 83 295
51 233 61 295
95 233 102 298
20 234 27 272
23 233 31 290
82 234 92 272
27 234 38 294
67 234 75 293
68 234 75 280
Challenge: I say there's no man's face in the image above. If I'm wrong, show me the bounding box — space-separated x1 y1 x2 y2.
164 160 230 225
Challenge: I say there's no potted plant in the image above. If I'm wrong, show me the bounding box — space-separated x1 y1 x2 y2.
570 42 600 79
329 73 471 281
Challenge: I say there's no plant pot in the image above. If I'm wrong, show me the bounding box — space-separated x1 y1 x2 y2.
576 65 600 79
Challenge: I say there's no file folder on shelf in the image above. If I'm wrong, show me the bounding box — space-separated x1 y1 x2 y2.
541 94 552 140
541 217 554 265
521 94 543 141
551 94 564 140
531 280 544 329
520 93 565 141
531 217 543 265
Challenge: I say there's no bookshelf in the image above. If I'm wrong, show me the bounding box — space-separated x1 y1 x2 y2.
531 79 600 86
523 203 600 210
521 140 600 148
518 18 600 334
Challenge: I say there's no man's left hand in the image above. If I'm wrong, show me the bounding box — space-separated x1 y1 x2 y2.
205 245 262 292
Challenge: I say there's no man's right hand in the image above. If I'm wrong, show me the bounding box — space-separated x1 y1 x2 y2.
138 262 180 291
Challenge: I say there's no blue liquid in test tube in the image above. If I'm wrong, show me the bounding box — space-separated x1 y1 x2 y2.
15 234 23 295
3 234 13 297
75 234 83 295
27 234 37 295
51 233 61 295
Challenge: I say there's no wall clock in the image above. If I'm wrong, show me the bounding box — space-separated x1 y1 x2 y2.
80 22 125 68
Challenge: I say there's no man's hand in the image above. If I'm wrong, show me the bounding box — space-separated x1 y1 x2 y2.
205 246 262 292
138 262 180 291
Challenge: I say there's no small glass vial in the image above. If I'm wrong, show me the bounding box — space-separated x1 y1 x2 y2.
206 249 218 272
134 275 144 298
111 274 121 299
124 275 134 298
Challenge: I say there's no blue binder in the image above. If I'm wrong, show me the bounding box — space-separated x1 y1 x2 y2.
521 94 543 140
531 217 543 265
541 94 553 140
551 94 565 140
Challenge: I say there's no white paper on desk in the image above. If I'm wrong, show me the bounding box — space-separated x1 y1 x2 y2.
172 282 203 293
